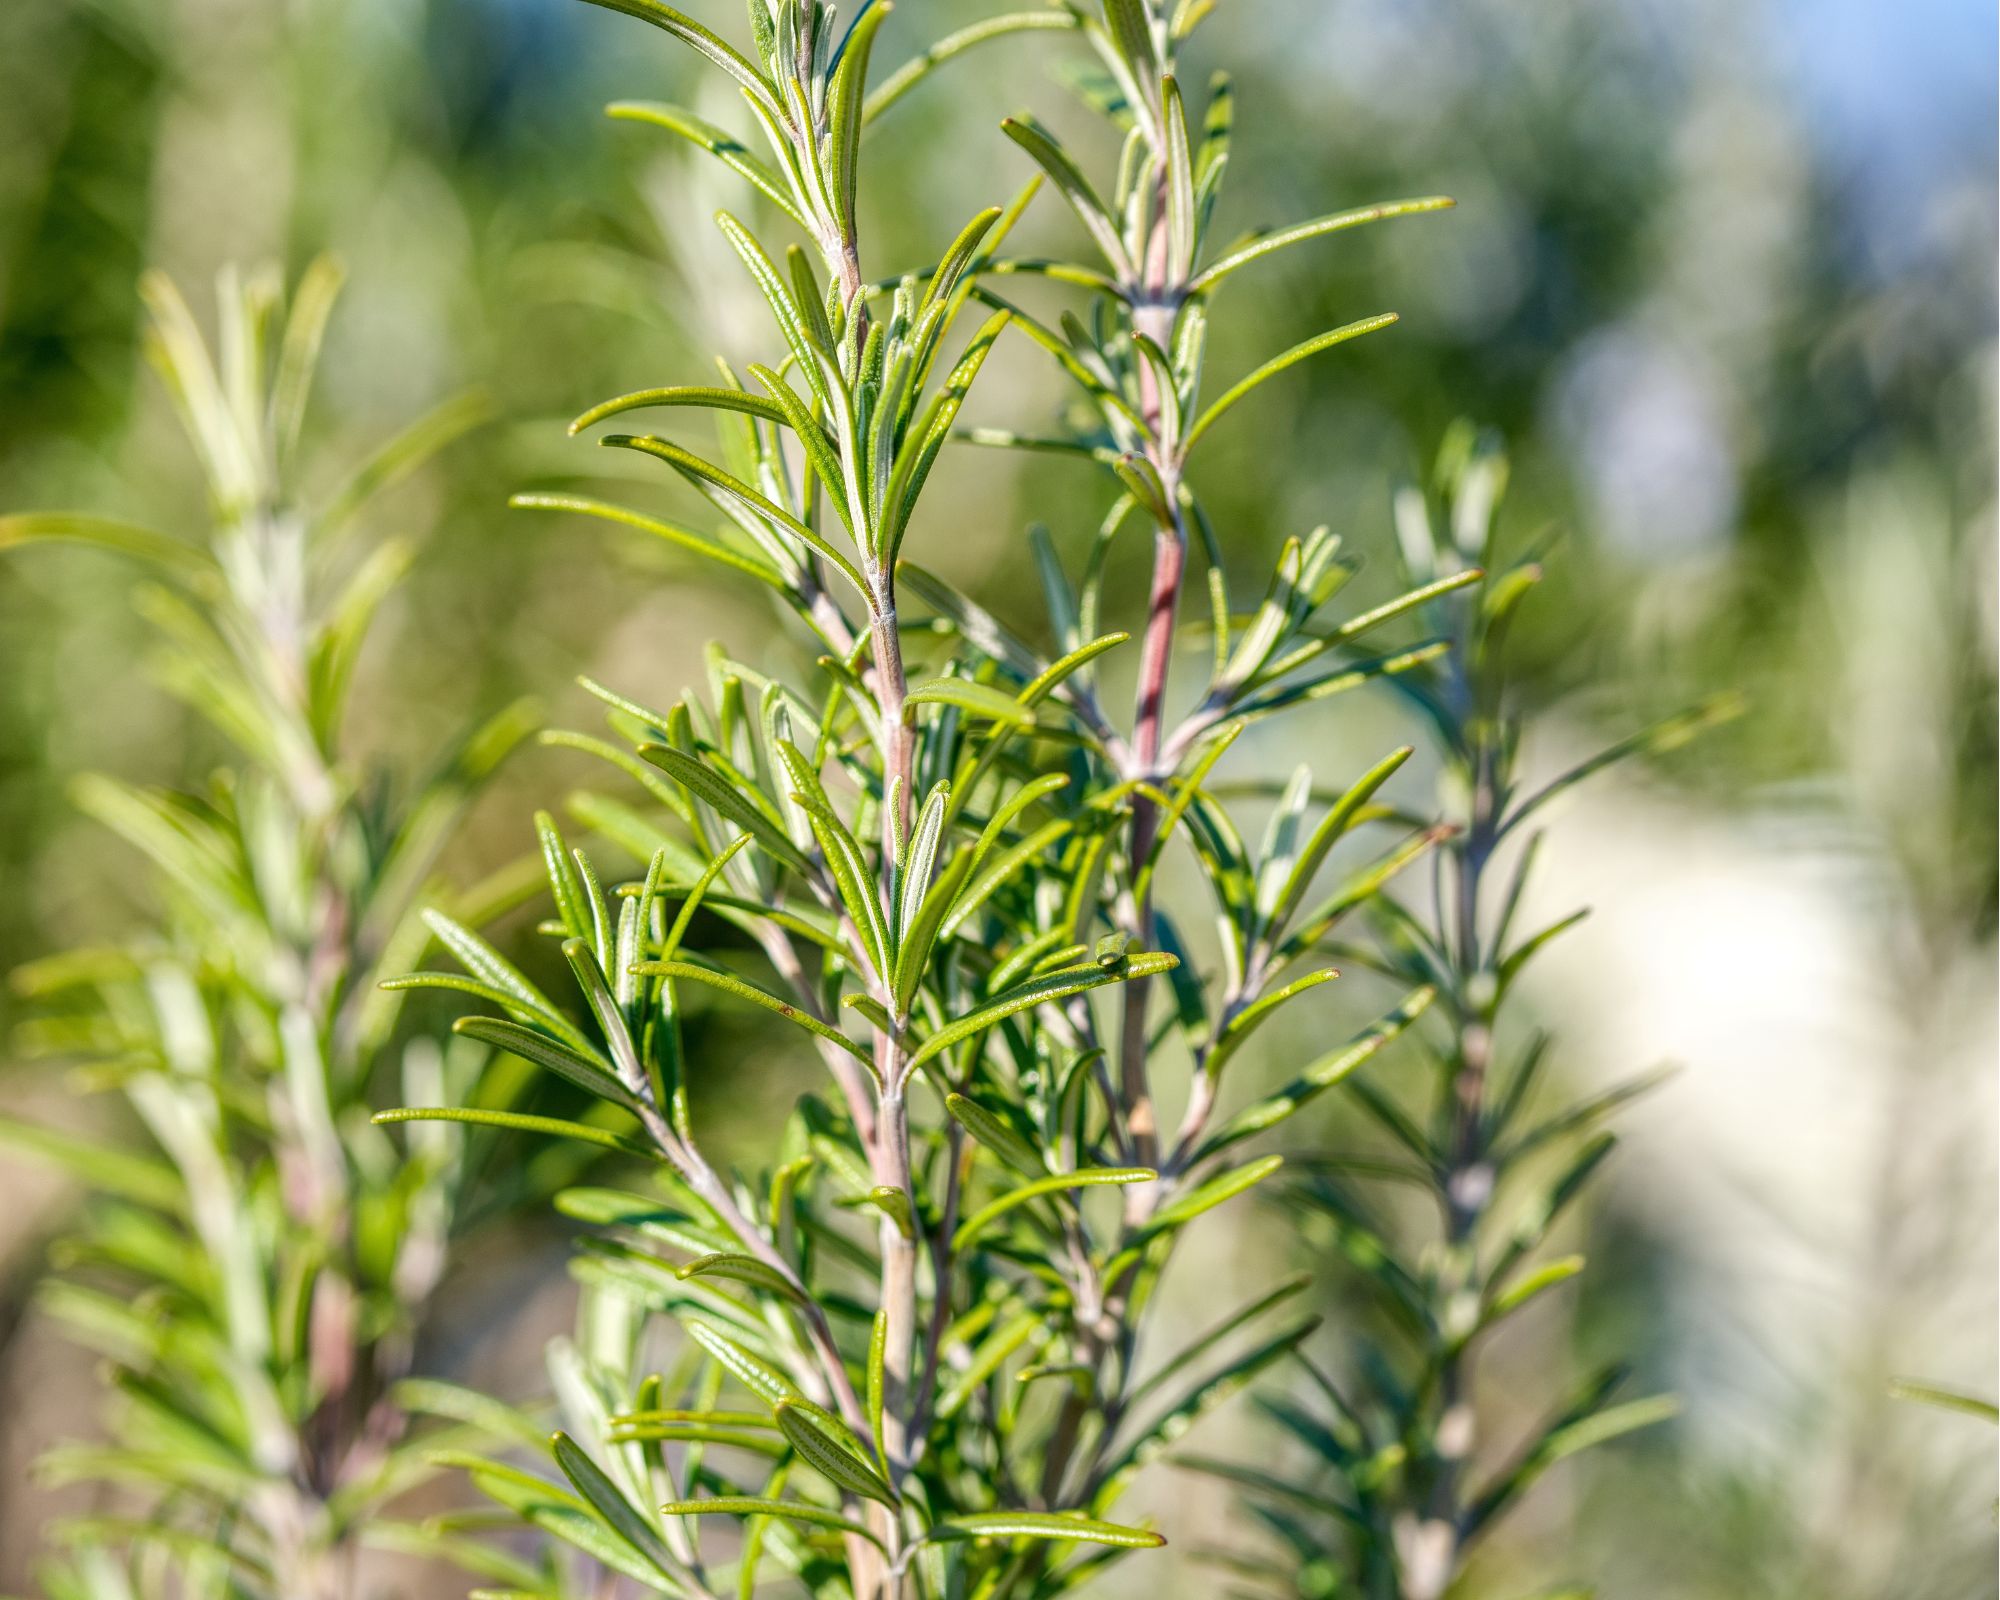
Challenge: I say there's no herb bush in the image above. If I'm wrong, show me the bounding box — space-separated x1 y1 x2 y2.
1198 427 1725 1600
373 0 1465 1594
0 4 1715 1599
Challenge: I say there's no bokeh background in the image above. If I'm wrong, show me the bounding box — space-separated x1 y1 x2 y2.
0 0 1993 1594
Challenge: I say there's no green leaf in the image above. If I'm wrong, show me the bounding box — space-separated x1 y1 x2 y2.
0 512 212 575
1021 630 1128 710
1233 639 1449 719
1887 1381 2000 1423
1101 0 1159 79
605 101 804 224
1310 567 1484 655
321 389 490 535
392 1378 549 1452
1143 1154 1282 1237
550 1431 685 1585
891 845 973 1019
952 1167 1155 1250
903 677 1036 727
1111 452 1173 523
610 1406 779 1432
1190 196 1455 292
659 832 756 961
1497 907 1591 992
919 207 1005 325
0 1119 180 1211
864 12 1082 124
713 212 829 394
1094 1319 1318 1501
636 743 814 874
934 1308 1043 1419
634 960 872 1065
1193 68 1234 189
140 268 256 509
908 953 1178 1072
1202 967 1340 1081
683 1320 799 1406
1162 75 1196 278
749 365 851 531
788 248 836 354
866 1310 889 1469
461 1459 672 1593
824 0 888 238
1496 1063 1676 1163
1127 1274 1311 1409
657 1497 879 1542
575 0 777 111
604 434 868 597
999 115 1130 277
1266 745 1414 932
1197 987 1435 1160
930 1511 1163 1549
884 307 1013 557
1490 1134 1618 1285
865 1185 915 1240
541 731 696 827
1278 825 1448 957
535 810 594 945
273 253 344 472
943 1093 1042 1176
309 536 414 741
775 1401 897 1505
1499 693 1744 841
372 1107 654 1159
676 1252 808 1301
509 492 787 590
569 383 790 436
1485 1255 1585 1326
1465 1388 1677 1536
452 1016 637 1110
1183 314 1398 450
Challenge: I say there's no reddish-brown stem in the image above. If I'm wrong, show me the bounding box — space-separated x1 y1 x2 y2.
872 598 915 855
1117 505 1186 1178
867 585 920 1548
1129 517 1185 785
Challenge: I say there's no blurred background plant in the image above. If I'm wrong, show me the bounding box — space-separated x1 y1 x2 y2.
1197 427 1730 1600
0 260 541 1595
0 0 1991 1597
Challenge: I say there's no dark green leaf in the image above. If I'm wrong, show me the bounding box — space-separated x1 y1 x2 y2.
775 1400 897 1505
550 1431 685 1585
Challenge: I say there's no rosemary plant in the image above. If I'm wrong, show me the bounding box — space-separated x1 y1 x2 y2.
0 263 528 1599
378 3 1471 1598
1204 427 1731 1600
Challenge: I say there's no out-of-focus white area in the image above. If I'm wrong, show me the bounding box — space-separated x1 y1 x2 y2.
1525 759 1998 1444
